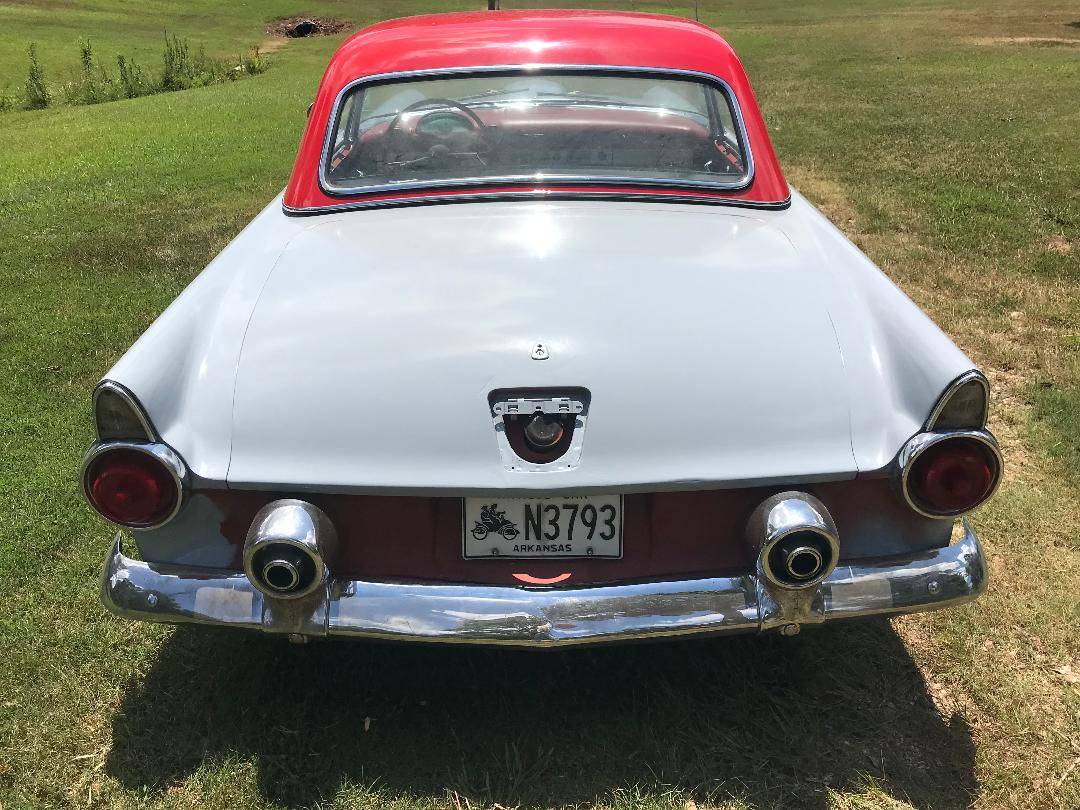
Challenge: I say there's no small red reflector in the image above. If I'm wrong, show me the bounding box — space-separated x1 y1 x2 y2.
908 438 995 515
512 572 572 585
86 449 178 527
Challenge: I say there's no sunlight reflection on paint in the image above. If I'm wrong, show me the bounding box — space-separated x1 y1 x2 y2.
519 38 560 55
500 204 564 260
870 345 884 373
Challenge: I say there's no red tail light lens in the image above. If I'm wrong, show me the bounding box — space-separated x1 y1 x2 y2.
85 447 180 527
906 437 998 516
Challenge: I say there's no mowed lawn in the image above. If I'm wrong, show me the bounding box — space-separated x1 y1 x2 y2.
0 0 1077 808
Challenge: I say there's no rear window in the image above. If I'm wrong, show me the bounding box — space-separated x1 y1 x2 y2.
322 70 752 195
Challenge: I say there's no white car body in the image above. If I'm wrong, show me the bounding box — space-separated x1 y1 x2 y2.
110 192 971 491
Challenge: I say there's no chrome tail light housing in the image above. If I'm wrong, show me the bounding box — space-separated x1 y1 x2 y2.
92 380 156 441
898 430 1002 518
925 370 990 432
82 380 188 529
82 441 187 529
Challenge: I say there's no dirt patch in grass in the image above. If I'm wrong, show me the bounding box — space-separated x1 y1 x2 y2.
257 38 288 55
266 16 348 39
969 35 1080 47
1046 235 1073 254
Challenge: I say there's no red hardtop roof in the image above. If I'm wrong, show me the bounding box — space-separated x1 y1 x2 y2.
328 10 745 79
284 11 789 212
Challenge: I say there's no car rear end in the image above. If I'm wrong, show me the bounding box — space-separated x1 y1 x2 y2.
86 372 998 645
85 11 1000 646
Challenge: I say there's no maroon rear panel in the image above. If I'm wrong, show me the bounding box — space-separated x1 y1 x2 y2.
208 479 950 588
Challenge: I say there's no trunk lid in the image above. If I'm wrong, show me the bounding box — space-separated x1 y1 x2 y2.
228 202 854 491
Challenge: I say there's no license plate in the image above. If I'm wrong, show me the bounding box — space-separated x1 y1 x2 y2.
463 495 623 559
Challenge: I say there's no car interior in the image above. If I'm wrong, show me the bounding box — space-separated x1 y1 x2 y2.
324 73 749 190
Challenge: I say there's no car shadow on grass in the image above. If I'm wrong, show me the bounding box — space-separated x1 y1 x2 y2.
107 619 976 808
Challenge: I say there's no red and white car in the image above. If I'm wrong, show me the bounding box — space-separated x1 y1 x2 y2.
86 11 1000 646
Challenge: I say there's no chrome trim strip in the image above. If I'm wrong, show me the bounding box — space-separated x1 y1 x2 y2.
283 192 792 217
81 440 188 530
897 429 1003 519
317 64 756 199
100 521 987 646
93 380 158 442
924 369 990 431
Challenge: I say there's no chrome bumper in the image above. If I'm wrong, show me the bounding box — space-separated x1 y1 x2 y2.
100 522 987 647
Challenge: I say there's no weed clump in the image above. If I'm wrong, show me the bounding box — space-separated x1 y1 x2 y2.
6 33 269 112
24 43 51 109
160 33 191 91
240 46 268 76
63 39 116 105
116 54 149 99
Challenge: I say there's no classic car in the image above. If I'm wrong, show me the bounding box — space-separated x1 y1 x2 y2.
86 10 1001 646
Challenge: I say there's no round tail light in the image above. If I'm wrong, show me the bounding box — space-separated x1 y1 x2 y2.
83 444 185 528
902 433 1001 517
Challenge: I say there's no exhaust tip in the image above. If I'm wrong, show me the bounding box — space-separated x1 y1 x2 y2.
243 500 337 600
263 560 299 591
780 540 824 581
253 543 317 595
747 492 839 590
768 531 832 587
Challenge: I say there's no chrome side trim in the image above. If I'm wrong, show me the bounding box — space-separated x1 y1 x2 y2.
93 380 158 442
317 64 756 199
897 429 1003 519
924 370 989 431
100 522 988 646
81 440 188 530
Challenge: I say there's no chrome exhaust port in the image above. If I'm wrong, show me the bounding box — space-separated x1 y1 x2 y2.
244 499 338 600
746 491 839 590
260 548 308 593
778 541 824 582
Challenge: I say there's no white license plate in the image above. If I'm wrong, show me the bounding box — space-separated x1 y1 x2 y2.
463 496 623 559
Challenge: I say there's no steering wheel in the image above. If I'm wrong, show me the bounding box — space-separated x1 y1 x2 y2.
385 98 489 146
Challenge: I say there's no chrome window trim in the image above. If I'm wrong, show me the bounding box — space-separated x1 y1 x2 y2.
924 369 990 431
81 440 189 530
317 64 756 199
284 192 791 217
897 429 1003 519
93 379 158 442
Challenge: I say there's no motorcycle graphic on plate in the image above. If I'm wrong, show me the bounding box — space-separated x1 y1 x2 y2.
471 504 520 542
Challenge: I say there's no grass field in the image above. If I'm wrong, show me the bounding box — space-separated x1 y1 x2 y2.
0 1 1077 808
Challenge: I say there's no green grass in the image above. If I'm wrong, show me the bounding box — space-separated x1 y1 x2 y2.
1 1 1078 808
0 0 348 78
